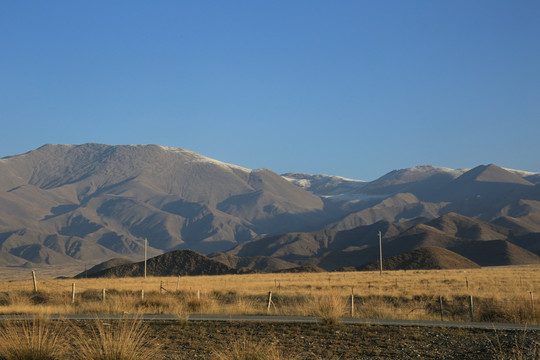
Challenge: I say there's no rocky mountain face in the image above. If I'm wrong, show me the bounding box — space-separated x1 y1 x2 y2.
0 144 323 267
1 144 539 271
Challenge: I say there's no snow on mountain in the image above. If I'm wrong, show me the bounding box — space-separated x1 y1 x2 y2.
370 165 468 185
281 173 371 201
510 169 540 185
156 145 251 173
283 166 468 202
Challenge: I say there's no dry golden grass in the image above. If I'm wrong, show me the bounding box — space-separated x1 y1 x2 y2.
309 294 347 325
0 316 70 360
0 316 159 360
1 266 539 323
72 317 160 360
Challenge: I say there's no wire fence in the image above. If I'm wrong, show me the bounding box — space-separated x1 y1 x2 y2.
0 271 539 324
0 285 538 325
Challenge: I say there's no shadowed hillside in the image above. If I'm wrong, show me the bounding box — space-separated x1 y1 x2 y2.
356 247 480 271
226 213 540 270
207 252 298 272
76 250 244 278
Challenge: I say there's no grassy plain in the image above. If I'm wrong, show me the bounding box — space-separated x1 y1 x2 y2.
1 266 539 324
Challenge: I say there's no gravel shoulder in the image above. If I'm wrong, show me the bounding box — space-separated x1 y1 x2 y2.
104 320 540 359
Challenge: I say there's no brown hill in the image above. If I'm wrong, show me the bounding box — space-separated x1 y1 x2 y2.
368 215 540 267
207 252 297 272
356 247 480 271
78 250 243 278
225 220 409 261
508 232 540 256
273 265 326 273
326 193 444 231
445 184 540 232
75 257 135 278
423 212 511 240
491 215 540 234
279 214 540 270
449 240 540 266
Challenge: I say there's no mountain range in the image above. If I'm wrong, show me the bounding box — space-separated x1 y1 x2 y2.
1 143 539 273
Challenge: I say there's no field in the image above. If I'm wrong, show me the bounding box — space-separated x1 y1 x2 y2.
1 266 540 359
1 266 539 324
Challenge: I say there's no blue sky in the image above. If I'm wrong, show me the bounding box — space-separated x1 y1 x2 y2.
1 1 539 180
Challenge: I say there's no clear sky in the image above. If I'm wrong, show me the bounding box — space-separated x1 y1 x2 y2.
1 1 539 180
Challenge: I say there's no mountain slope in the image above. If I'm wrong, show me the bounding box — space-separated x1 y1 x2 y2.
226 213 540 270
1 144 539 270
225 220 409 261
0 144 324 266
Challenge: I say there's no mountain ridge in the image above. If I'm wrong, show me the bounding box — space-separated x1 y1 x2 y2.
0 143 539 271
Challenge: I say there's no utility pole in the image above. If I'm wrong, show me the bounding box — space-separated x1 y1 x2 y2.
144 238 147 279
378 230 383 276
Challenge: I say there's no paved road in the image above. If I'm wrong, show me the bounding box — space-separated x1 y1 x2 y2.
0 314 539 331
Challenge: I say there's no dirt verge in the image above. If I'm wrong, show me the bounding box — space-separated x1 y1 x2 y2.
73 320 540 359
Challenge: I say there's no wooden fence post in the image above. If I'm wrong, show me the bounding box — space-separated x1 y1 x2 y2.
351 294 355 317
141 289 144 301
102 288 106 302
197 289 200 301
267 292 273 314
468 296 474 322
32 271 38 293
72 283 76 304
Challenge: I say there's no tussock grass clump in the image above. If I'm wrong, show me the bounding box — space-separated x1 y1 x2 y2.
29 291 51 305
212 337 290 360
0 316 69 360
183 292 217 313
476 298 535 324
137 293 183 314
80 289 103 302
352 296 409 320
311 294 347 325
73 317 159 360
0 291 11 306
